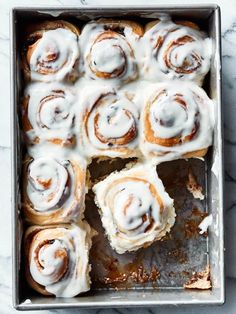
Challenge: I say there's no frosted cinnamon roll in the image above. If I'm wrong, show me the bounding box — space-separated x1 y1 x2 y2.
93 163 175 254
22 156 86 224
140 82 214 164
22 20 80 82
22 83 76 146
80 19 143 83
143 18 212 84
24 222 93 297
80 88 140 158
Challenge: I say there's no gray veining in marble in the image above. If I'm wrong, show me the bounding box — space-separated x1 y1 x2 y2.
0 0 236 312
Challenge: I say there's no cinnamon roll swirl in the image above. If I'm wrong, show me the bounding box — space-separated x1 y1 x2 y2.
22 83 76 146
24 222 93 297
22 20 80 82
80 88 140 158
140 82 214 163
80 19 143 83
93 163 175 254
22 156 86 224
143 18 212 84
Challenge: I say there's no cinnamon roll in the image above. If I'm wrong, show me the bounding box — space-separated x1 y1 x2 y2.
22 20 80 82
143 18 212 84
22 156 86 224
140 82 214 163
80 88 140 158
24 222 93 297
93 163 175 254
22 83 76 146
80 19 143 83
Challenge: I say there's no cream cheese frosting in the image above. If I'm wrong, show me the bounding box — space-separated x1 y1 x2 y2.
29 28 80 82
26 222 93 297
93 163 175 254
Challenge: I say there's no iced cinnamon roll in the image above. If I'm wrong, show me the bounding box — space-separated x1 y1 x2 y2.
80 88 140 158
22 156 86 224
22 20 80 82
93 163 175 254
22 83 76 146
80 19 143 83
24 222 93 297
140 82 214 164
143 18 212 84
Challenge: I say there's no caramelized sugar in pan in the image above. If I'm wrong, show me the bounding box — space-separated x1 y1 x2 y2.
86 158 209 290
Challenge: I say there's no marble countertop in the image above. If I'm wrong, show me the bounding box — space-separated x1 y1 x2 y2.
0 0 236 312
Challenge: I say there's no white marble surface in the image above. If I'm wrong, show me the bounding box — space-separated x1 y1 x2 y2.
0 0 236 312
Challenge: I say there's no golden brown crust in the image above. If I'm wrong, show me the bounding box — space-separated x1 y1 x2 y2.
183 148 208 159
24 20 80 37
145 19 200 33
175 20 200 30
96 18 144 37
144 19 160 33
24 225 53 295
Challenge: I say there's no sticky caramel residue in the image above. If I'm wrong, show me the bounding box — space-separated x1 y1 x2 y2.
91 251 160 289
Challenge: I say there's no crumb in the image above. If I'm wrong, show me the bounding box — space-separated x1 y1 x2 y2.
198 214 212 235
186 168 204 200
184 265 211 290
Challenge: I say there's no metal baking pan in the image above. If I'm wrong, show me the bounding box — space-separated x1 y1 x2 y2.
11 5 224 310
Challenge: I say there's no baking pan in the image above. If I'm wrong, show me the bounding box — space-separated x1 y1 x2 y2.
11 5 224 310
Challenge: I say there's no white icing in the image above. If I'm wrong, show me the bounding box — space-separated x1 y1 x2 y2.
79 21 138 83
29 223 92 297
24 18 214 163
90 41 125 74
198 214 213 234
29 28 79 82
140 19 212 84
27 157 68 212
26 156 84 219
140 82 215 164
22 299 32 304
79 86 140 158
111 181 161 234
24 82 76 145
93 163 175 254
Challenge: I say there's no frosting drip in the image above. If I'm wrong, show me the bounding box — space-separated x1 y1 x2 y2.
28 28 79 82
23 83 76 146
27 157 70 212
141 82 214 163
28 223 92 297
142 19 212 83
80 22 138 82
81 88 139 157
